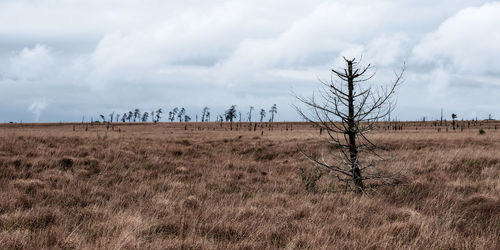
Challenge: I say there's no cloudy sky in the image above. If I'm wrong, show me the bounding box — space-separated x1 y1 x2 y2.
1 0 499 122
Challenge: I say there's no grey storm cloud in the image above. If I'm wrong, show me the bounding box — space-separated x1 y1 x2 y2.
0 0 499 122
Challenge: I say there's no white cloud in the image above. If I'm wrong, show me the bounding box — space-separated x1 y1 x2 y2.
406 1 500 119
413 2 500 74
8 44 56 80
364 33 410 67
219 1 387 70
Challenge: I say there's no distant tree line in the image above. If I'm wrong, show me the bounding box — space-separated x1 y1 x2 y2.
93 104 278 123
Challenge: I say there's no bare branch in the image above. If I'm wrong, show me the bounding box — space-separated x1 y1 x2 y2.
295 57 406 193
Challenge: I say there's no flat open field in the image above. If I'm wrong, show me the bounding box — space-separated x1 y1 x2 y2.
0 121 499 249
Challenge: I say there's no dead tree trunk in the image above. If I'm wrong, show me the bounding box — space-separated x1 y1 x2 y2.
347 60 364 192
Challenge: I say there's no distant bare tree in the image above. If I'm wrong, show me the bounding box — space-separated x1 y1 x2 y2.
99 114 106 122
201 107 209 122
116 114 120 123
452 113 457 130
225 105 237 122
185 115 191 122
109 112 114 123
295 57 405 193
121 113 127 122
248 106 254 122
133 109 140 122
142 112 149 122
155 108 162 123
128 111 133 122
177 108 186 122
269 104 277 122
225 105 237 130
260 109 266 122
169 107 178 122
440 108 444 126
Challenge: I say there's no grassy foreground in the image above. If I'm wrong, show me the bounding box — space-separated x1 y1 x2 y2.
0 122 498 249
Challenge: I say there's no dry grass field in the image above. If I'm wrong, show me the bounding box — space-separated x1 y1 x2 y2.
0 121 499 249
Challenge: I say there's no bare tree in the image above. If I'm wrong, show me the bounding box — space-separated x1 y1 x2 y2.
155 108 162 123
225 105 237 130
177 108 186 122
269 104 277 122
451 113 457 130
201 107 209 122
295 57 405 193
225 105 237 122
440 108 443 126
142 112 149 122
133 109 141 122
99 114 106 123
128 111 133 122
260 109 266 122
169 107 178 122
109 112 114 123
248 106 254 122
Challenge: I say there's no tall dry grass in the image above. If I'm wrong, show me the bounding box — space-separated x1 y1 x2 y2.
0 122 498 249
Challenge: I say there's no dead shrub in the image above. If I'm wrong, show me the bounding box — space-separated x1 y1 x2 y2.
299 167 323 192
